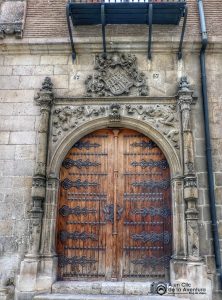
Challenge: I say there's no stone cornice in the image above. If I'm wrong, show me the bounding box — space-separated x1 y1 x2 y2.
0 35 222 55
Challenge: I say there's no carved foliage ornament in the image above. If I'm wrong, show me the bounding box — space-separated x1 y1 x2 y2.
85 53 148 97
52 104 179 149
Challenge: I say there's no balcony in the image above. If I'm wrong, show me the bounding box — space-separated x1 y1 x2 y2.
66 0 187 60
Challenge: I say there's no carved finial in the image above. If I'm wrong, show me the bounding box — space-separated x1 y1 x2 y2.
41 77 53 92
179 76 190 92
34 77 54 108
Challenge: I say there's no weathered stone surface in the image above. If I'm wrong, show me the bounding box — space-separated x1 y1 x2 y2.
53 65 68 75
33 294 190 300
9 132 36 145
124 282 150 295
0 132 9 144
15 145 36 160
0 116 35 131
0 76 20 89
13 65 53 76
0 145 15 159
0 103 13 115
40 56 68 65
0 90 35 103
52 282 101 295
4 55 40 66
0 66 12 75
215 173 222 187
101 282 124 295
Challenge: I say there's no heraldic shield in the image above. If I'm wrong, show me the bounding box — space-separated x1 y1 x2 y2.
85 53 148 97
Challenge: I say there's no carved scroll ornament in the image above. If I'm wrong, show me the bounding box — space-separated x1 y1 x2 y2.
52 104 179 149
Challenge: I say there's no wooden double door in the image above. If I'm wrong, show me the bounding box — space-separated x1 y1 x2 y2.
57 128 172 280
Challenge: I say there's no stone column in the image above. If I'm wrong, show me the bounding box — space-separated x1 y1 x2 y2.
27 77 54 258
177 76 201 262
16 78 54 294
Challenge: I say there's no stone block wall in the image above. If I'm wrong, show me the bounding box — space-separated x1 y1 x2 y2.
0 50 221 298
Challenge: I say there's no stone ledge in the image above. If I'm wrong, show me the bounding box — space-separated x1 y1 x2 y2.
33 294 190 300
0 36 222 55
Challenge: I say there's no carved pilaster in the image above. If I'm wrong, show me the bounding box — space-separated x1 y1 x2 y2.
177 76 201 262
26 77 54 258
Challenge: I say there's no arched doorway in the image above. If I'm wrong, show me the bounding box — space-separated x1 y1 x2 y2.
56 128 172 281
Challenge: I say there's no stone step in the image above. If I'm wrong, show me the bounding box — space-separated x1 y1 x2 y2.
52 281 153 295
34 294 190 300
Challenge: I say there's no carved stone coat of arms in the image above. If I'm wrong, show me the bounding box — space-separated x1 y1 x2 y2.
85 53 148 97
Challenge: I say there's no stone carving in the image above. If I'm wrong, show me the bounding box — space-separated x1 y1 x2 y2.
109 103 121 122
52 105 106 142
184 176 197 188
85 53 148 97
125 104 179 148
52 103 179 149
0 1 26 39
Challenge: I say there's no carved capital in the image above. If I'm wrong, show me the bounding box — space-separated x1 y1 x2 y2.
34 77 54 111
177 76 194 112
32 175 46 200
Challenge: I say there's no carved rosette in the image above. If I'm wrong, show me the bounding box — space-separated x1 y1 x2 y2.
177 76 201 261
85 53 148 97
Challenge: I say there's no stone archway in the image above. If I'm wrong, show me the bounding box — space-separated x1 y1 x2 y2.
16 77 212 300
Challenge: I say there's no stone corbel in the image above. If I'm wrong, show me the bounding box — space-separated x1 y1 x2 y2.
177 76 201 261
27 77 54 258
0 0 27 39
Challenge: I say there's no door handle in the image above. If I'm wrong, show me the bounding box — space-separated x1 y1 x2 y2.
103 204 123 224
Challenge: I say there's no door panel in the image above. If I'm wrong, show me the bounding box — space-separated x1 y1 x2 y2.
56 128 172 280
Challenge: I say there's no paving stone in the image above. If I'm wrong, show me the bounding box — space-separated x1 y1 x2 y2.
124 282 150 295
101 282 124 295
33 294 190 300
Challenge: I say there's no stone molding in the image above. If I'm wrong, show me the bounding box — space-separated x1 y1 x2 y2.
0 0 27 39
52 102 179 149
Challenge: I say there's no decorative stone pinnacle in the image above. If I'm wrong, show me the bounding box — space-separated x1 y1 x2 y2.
41 77 53 92
179 76 191 92
34 77 54 108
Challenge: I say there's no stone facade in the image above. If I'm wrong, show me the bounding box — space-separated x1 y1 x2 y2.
0 1 222 299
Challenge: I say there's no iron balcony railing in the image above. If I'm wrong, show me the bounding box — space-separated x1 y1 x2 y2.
69 0 186 3
67 0 187 60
